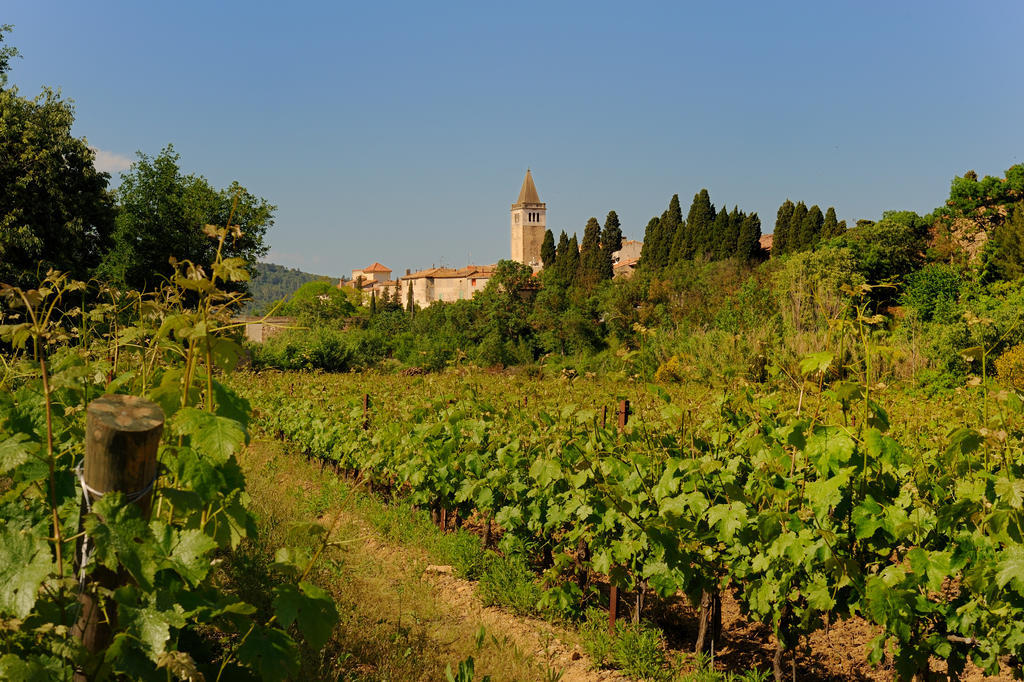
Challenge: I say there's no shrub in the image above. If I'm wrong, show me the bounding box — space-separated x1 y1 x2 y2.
901 264 962 322
996 343 1024 389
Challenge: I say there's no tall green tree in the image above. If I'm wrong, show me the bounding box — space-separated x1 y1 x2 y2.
0 24 19 83
736 212 763 262
683 190 716 261
773 199 795 255
554 230 571 282
788 201 809 251
600 210 622 280
655 194 681 265
99 145 275 292
0 76 116 286
639 216 662 270
540 229 556 269
565 233 581 286
988 203 1024 280
799 205 824 249
579 217 603 286
821 206 845 239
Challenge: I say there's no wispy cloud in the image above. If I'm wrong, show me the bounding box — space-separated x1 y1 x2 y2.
90 147 134 174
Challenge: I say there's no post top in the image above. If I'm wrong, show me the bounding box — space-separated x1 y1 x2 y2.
87 394 165 432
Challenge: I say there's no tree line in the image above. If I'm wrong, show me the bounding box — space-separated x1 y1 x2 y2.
0 27 274 293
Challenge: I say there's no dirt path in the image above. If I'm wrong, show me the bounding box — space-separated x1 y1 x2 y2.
239 437 626 682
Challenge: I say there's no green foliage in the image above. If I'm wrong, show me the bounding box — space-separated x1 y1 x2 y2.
541 229 556 269
0 237 336 678
772 199 794 255
901 263 962 322
278 279 355 326
0 84 115 288
995 343 1024 389
843 212 926 284
579 217 604 288
988 203 1024 281
600 211 622 281
247 262 335 314
99 145 274 292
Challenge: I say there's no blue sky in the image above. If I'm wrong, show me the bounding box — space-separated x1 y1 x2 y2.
6 1 1022 277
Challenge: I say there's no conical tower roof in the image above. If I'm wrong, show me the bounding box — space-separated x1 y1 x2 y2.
516 169 541 204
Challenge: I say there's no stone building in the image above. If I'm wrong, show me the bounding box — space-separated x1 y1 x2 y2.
400 264 496 308
510 169 546 269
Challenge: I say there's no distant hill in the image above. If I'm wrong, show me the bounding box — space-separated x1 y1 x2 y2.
245 262 337 314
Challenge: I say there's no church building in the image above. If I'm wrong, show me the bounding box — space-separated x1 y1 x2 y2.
510 169 546 270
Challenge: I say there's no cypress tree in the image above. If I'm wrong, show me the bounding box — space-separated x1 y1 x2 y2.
658 194 683 265
370 290 377 315
707 203 730 261
554 230 570 281
600 210 622 280
406 281 415 315
773 200 795 255
720 206 742 260
639 216 661 270
579 217 603 286
565 233 581 286
541 229 556 269
736 212 763 262
788 201 808 251
683 189 716 261
800 205 824 248
822 207 844 239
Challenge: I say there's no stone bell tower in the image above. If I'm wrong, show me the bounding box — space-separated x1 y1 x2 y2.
510 169 546 267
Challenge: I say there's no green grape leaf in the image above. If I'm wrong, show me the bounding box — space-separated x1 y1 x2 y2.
995 477 1024 510
118 604 182 659
171 407 247 462
996 547 1024 595
235 624 300 681
84 494 158 591
272 581 337 651
152 522 219 586
0 434 37 475
0 654 51 682
0 527 52 618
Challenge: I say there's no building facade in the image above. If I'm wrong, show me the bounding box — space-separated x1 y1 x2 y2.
510 169 546 269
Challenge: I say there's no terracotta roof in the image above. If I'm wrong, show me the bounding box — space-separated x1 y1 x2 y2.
362 262 391 273
614 258 639 269
515 169 541 205
402 265 498 280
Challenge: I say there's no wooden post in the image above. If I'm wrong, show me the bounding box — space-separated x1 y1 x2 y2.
73 395 164 679
601 405 607 428
617 399 629 429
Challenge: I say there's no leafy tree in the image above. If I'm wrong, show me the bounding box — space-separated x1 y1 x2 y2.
0 24 19 83
736 212 763 262
579 217 603 286
773 200 795 255
901 263 963 322
99 145 274 292
279 279 356 327
0 75 116 286
541 229 556 269
683 190 716 261
989 203 1024 280
600 210 622 280
843 215 925 285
